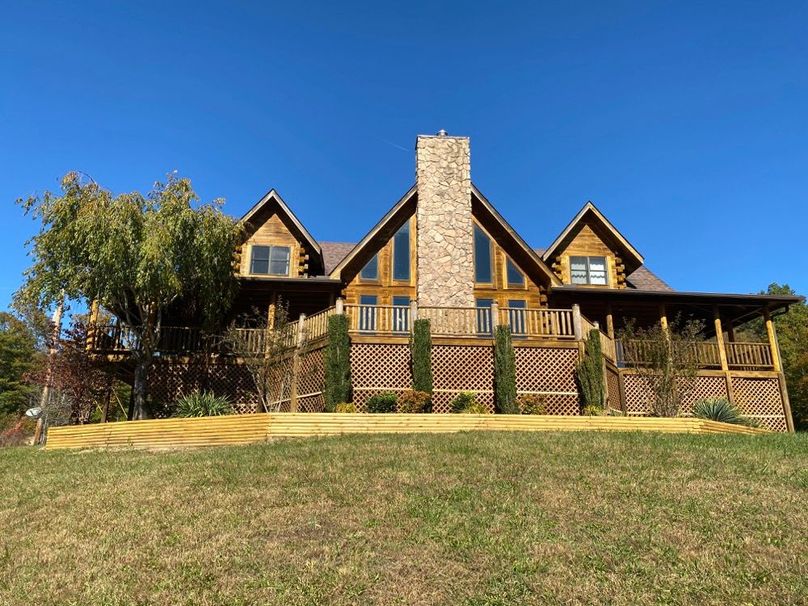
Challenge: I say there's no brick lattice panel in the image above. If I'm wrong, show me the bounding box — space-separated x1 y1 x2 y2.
350 343 412 411
731 377 787 432
514 347 580 415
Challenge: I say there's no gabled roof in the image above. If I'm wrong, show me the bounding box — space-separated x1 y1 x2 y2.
542 201 644 272
472 185 561 287
328 185 417 279
328 183 562 287
240 189 322 258
532 247 671 292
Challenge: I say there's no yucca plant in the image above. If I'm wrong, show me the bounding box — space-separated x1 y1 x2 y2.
692 398 757 427
174 391 233 418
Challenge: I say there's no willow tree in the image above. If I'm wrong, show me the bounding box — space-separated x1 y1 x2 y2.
16 172 241 419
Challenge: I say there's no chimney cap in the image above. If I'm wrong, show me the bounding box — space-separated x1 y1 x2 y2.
436 129 448 137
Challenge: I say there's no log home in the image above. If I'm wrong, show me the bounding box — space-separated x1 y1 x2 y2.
90 132 800 431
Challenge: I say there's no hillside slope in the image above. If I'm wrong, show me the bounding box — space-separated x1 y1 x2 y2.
1 432 806 605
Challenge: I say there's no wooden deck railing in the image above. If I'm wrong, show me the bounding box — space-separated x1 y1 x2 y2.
344 304 412 334
726 342 773 368
346 304 576 340
419 306 489 336
616 339 774 370
302 307 335 342
498 307 576 339
90 304 588 355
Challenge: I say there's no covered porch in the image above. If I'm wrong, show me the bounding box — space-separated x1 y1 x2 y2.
549 287 801 372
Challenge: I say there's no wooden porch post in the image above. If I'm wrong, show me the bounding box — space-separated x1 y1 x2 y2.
658 304 669 333
713 306 729 372
289 313 306 413
605 304 615 339
764 309 794 432
726 321 735 343
763 309 783 372
335 297 344 315
572 304 583 340
714 306 736 407
86 299 100 351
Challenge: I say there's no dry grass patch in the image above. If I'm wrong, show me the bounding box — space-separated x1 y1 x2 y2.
0 431 806 605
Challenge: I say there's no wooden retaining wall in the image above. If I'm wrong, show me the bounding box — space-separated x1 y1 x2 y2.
45 413 768 450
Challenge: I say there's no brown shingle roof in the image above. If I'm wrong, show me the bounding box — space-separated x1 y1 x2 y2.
321 242 358 275
625 266 672 291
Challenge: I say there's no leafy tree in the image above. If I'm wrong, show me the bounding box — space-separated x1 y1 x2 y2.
223 303 297 413
737 284 808 430
0 311 43 416
16 172 241 419
26 317 120 424
619 317 704 417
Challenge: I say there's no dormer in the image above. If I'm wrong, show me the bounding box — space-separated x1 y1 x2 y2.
237 189 324 278
542 202 643 289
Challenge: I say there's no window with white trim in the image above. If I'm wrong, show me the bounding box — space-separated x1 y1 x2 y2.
570 256 607 285
251 245 291 276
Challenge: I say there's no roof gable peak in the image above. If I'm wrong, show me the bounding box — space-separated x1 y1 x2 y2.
542 200 644 269
240 188 322 258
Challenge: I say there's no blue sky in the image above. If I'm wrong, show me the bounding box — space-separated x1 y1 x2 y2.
2 1 807 310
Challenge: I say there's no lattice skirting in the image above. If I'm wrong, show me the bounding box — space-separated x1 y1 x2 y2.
147 345 326 416
621 372 788 432
350 343 413 412
622 374 729 417
731 377 787 432
350 342 581 415
605 366 621 411
514 347 579 415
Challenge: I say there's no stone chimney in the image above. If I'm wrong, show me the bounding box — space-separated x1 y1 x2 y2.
415 132 475 307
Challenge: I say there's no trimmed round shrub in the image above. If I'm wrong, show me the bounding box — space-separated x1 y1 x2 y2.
450 391 478 414
582 404 604 417
334 402 357 413
174 391 232 417
397 390 431 413
518 394 547 415
366 392 397 413
461 401 490 415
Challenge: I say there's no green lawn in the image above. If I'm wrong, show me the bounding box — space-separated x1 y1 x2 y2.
1 431 806 605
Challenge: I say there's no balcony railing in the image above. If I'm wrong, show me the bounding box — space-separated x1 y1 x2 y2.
344 304 412 334
345 304 576 340
616 339 774 370
89 306 337 356
726 342 773 368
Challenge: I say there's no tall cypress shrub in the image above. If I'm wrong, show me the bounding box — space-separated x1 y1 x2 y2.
410 318 433 394
324 314 351 411
494 325 518 414
576 328 605 410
